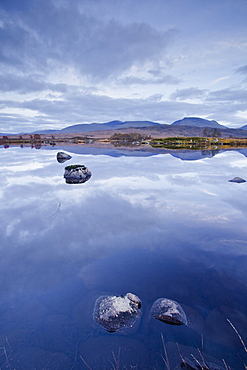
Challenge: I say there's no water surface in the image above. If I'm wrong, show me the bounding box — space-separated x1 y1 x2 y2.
0 146 247 369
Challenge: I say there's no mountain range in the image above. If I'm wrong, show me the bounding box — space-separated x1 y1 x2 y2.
32 120 160 135
2 117 246 136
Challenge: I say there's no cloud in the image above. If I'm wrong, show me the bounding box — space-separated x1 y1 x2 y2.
0 74 68 94
206 88 247 102
170 87 207 101
1 83 247 133
0 0 247 131
119 74 180 86
235 65 247 75
0 2 177 80
1 92 212 132
235 65 247 83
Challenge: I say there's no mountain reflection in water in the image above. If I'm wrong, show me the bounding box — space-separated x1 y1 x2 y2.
0 146 247 369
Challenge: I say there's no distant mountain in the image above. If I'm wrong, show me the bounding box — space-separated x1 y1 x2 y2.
17 118 246 136
171 117 226 129
30 118 228 135
57 120 160 134
170 149 222 161
31 129 58 135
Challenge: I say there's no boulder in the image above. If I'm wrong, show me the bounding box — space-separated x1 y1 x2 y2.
93 292 142 333
56 152 72 163
150 298 187 325
228 177 246 183
64 164 92 184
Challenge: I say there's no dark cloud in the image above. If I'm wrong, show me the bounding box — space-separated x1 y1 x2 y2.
0 1 176 80
235 65 247 75
206 88 247 102
0 74 68 94
235 65 247 83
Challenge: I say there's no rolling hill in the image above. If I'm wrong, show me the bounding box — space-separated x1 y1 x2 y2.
171 117 226 129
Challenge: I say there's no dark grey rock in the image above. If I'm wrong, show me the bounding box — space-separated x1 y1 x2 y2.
93 293 142 332
57 152 72 163
150 298 187 325
64 164 92 184
228 176 246 183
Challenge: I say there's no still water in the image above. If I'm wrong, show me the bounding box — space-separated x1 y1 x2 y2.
0 146 247 369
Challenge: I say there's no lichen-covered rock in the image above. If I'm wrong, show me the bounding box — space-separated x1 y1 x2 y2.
228 177 246 183
57 152 72 163
93 293 142 332
64 165 92 184
150 298 187 326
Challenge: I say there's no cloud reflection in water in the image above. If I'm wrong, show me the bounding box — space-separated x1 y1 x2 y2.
0 147 247 368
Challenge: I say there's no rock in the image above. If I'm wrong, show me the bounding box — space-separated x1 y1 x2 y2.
93 292 142 333
150 298 187 325
228 177 246 183
56 152 72 163
64 164 92 184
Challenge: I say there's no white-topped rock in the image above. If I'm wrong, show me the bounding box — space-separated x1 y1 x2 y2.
93 293 142 332
150 298 187 326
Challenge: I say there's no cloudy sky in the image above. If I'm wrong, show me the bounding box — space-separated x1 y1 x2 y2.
0 0 247 133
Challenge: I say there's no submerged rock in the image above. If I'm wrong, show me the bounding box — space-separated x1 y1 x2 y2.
57 152 72 163
228 177 246 183
93 293 142 333
64 164 92 184
150 298 187 326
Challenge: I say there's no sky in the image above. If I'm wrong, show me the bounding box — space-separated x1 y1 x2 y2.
0 0 247 133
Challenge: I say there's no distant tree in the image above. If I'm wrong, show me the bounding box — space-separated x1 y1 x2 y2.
203 128 211 137
203 128 221 137
212 129 221 138
110 133 149 141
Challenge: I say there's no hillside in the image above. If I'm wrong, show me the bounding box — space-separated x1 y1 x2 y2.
34 120 160 135
171 117 226 129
